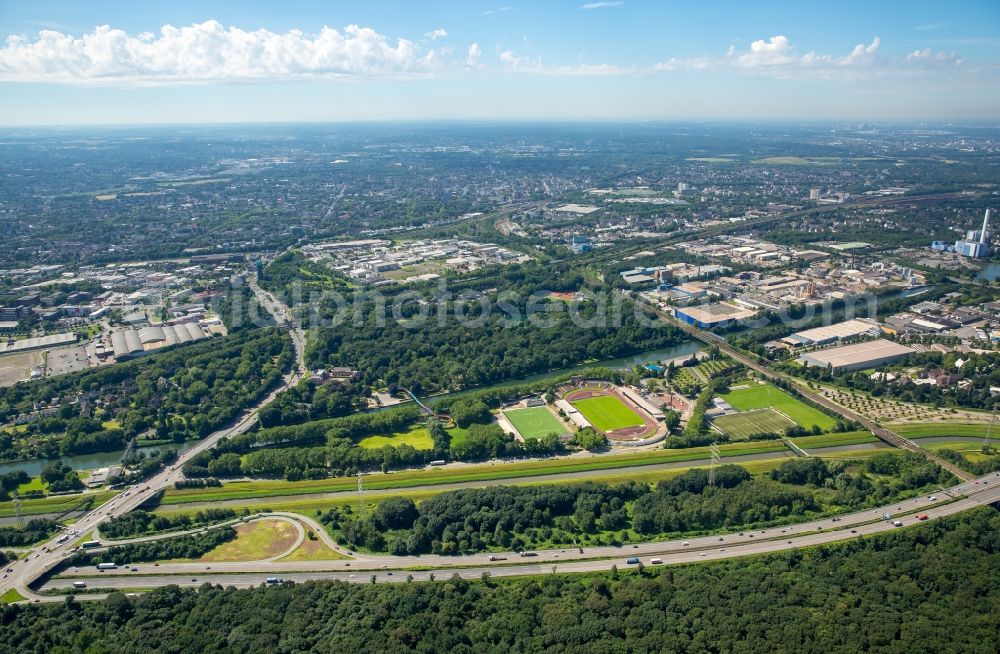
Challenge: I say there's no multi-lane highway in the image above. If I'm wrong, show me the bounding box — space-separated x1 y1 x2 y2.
36 472 1000 596
1 243 993 603
0 277 305 602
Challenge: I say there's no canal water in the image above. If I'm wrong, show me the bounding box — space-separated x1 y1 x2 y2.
0 440 197 478
406 340 703 407
1 341 702 478
976 262 1000 282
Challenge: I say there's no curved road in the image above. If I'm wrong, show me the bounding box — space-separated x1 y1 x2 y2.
0 278 304 602
37 472 1000 597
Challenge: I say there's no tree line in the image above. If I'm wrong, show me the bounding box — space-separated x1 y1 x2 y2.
3 509 997 653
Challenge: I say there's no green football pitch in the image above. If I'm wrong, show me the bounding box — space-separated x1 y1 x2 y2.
721 384 837 432
505 406 568 439
713 408 795 439
571 395 645 432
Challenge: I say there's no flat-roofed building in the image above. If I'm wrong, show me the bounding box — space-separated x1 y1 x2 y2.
782 318 880 347
799 338 914 372
675 302 758 329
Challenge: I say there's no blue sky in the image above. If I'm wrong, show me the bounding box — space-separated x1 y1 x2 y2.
0 1 998 124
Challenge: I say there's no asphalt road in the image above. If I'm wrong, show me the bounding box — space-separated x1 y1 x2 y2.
632 294 973 481
0 279 305 601
39 472 1000 596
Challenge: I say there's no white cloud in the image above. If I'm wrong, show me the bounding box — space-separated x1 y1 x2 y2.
425 28 447 41
656 35 968 80
733 35 796 67
581 2 624 8
465 42 482 68
0 20 447 84
498 49 628 75
483 6 512 16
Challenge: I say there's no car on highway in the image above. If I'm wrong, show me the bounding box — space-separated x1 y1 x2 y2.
650 558 663 565
682 542 689 547
625 557 640 565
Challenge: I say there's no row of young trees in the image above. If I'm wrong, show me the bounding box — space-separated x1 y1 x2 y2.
100 509 243 539
69 528 236 566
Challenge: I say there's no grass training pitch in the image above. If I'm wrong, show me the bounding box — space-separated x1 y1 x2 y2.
570 394 645 432
357 426 435 450
713 408 795 439
505 406 568 439
722 384 837 432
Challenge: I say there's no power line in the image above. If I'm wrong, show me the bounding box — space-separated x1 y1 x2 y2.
12 490 24 529
357 471 365 517
984 409 996 453
708 443 720 488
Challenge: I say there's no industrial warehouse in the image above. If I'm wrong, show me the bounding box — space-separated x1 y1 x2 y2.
674 302 759 329
109 322 210 361
799 338 915 372
780 318 881 348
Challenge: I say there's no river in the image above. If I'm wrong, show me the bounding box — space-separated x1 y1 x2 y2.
976 262 1000 282
0 440 197 479
404 340 703 408
0 341 701 478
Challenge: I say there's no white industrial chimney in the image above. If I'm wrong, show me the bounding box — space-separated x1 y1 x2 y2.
979 208 991 245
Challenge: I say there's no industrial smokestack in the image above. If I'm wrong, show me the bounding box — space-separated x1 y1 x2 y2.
980 208 991 245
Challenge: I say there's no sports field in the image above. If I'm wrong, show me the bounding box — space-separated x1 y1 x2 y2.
721 384 837 432
357 427 434 450
713 408 795 439
505 406 568 439
571 395 645 432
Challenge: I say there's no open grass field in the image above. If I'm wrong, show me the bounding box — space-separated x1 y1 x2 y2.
713 408 795 439
279 537 349 561
0 350 42 387
813 448 900 461
197 519 298 562
160 440 792 506
571 395 645 432
16 476 47 494
889 423 991 439
156 456 862 520
0 588 26 605
722 384 838 432
0 490 114 519
357 426 435 450
505 406 568 439
919 440 992 455
788 431 877 450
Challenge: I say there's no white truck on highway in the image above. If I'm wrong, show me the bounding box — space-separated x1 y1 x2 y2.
97 562 117 570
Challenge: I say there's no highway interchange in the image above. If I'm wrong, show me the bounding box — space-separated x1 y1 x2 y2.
2 207 998 602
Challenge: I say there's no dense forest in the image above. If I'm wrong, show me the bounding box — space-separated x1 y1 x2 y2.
319 456 950 554
290 261 687 394
4 508 998 653
0 327 292 460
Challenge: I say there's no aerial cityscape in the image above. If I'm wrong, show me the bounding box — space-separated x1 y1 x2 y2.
0 1 998 652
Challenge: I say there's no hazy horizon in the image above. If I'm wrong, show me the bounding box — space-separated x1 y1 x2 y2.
1 0 998 125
